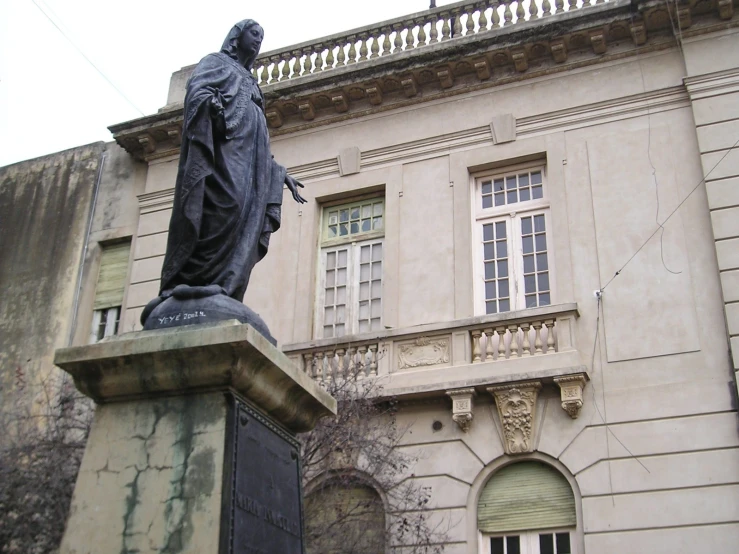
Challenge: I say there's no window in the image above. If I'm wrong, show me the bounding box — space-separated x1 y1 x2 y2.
90 241 130 343
478 462 577 554
317 198 384 339
475 167 552 315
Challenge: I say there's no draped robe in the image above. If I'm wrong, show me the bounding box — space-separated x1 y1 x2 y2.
159 52 285 302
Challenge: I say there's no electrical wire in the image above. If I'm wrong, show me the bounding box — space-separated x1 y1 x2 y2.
601 134 739 291
29 0 145 116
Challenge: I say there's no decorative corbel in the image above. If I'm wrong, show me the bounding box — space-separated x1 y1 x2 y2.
299 100 316 121
437 67 454 89
446 388 476 432
265 109 283 128
630 21 647 46
138 134 156 155
718 0 733 20
589 30 607 55
550 39 568 63
488 381 541 455
474 58 491 81
511 49 528 72
167 128 181 147
677 6 692 29
401 76 418 97
332 94 349 113
553 374 588 419
366 85 383 105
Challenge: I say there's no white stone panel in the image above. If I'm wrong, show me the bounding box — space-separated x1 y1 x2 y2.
721 269 739 302
408 475 471 509
706 176 739 211
696 119 739 153
397 441 484 485
584 522 739 554
716 237 739 271
137 209 172 237
130 255 164 284
711 207 739 240
126 280 160 309
134 232 168 259
691 92 739 125
726 302 739 335
703 148 739 182
582 484 739 533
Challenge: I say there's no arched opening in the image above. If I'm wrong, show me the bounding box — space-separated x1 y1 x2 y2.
477 461 576 554
304 481 385 554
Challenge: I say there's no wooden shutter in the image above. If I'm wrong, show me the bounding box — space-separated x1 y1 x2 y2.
93 242 130 310
478 462 576 533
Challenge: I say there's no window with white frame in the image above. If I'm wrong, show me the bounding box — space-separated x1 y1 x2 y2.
89 241 130 343
474 167 552 315
483 530 573 554
317 197 384 338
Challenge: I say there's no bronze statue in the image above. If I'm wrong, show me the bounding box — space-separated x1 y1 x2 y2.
140 20 304 344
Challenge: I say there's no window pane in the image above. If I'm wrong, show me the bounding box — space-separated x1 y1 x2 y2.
337 286 346 304
521 216 532 235
371 280 382 298
496 241 507 258
490 537 504 554
497 261 508 278
371 318 382 331
336 305 345 323
371 299 381 317
506 176 517 190
499 279 509 298
486 301 497 314
532 185 543 199
360 282 369 301
526 294 538 308
373 202 383 216
362 219 371 232
534 214 546 232
351 207 360 219
499 298 510 312
359 301 369 319
519 187 530 202
327 252 336 269
326 270 335 287
531 171 542 184
337 268 347 285
482 195 493 209
537 253 548 270
484 243 496 260
494 192 505 206
340 209 349 222
360 263 370 280
360 246 370 263
519 173 529 187
351 222 359 234
539 292 551 306
495 221 506 238
340 223 348 235
482 181 492 194
371 262 382 279
539 534 554 554
373 216 383 230
359 320 370 333
485 262 496 279
328 225 337 238
335 323 345 336
523 236 534 254
326 288 335 304
536 233 547 252
485 281 497 300
523 255 535 273
507 190 517 204
362 205 371 218
494 179 504 192
338 249 348 267
483 224 494 242
507 535 520 554
538 272 550 291
556 533 571 554
325 307 334 324
525 274 536 293
372 243 383 261
329 212 338 224
323 325 334 338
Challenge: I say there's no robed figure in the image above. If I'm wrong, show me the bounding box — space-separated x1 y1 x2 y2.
140 20 305 343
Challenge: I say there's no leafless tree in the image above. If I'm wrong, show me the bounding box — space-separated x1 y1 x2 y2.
300 359 449 554
0 369 92 554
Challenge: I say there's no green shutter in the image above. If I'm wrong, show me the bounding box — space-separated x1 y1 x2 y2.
93 242 130 310
477 462 576 533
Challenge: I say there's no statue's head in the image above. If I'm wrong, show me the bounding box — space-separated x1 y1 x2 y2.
221 19 264 69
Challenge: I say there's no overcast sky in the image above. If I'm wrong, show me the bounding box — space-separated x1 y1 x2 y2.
0 0 456 167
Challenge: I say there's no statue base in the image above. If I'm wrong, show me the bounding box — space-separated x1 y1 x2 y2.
141 285 276 345
54 321 336 554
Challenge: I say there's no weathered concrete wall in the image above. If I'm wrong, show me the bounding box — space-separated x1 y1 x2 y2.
0 143 103 412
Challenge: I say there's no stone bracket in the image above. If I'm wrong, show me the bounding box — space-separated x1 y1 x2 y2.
488 381 542 455
553 373 589 419
446 387 476 432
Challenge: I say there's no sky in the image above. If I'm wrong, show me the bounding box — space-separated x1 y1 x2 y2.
0 0 457 167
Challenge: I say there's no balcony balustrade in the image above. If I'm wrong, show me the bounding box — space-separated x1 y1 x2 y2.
251 0 610 86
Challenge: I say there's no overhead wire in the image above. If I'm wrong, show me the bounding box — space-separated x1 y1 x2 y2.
29 0 145 116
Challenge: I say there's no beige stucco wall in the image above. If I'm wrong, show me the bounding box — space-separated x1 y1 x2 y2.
113 27 739 553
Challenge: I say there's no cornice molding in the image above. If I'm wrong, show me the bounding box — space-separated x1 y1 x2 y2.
138 189 175 214
683 67 739 100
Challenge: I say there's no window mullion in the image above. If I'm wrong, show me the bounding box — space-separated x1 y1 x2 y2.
350 242 359 335
511 214 523 311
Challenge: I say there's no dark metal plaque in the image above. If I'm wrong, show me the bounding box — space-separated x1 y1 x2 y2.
221 394 303 554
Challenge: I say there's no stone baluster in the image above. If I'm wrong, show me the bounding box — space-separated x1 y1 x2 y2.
452 8 463 37
416 19 427 47
347 35 357 64
368 344 378 377
478 3 489 31
582 0 591 6
370 33 380 58
545 319 556 352
324 349 335 384
542 0 552 17
358 34 369 61
496 326 507 359
325 44 335 70
521 322 532 356
357 344 368 378
315 44 326 71
336 41 346 66
441 12 451 40
429 16 440 43
315 351 325 386
301 49 313 75
346 346 357 378
393 23 404 53
528 0 539 20
281 55 292 81
533 321 544 355
258 62 269 84
516 0 526 22
491 1 502 28
405 22 415 49
270 56 280 83
335 348 346 380
555 0 565 14
484 328 495 361
303 353 314 378
465 6 476 35
503 1 514 26
508 324 520 357
568 0 577 11
471 329 483 363
382 28 392 56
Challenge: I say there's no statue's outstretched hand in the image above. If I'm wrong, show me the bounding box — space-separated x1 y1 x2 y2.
285 175 307 204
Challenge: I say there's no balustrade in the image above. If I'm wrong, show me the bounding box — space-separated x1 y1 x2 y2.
470 318 558 363
300 341 380 386
250 0 609 86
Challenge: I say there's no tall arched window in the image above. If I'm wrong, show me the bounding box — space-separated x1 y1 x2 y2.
478 462 576 554
305 481 385 554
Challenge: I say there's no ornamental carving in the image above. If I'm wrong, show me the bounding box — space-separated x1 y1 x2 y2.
397 336 450 370
488 381 542 455
446 388 476 433
553 374 588 419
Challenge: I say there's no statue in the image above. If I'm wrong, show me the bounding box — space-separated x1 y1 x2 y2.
140 19 305 344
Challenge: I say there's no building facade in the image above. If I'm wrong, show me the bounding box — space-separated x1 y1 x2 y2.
2 0 739 552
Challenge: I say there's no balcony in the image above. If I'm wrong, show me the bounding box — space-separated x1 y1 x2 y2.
282 302 585 397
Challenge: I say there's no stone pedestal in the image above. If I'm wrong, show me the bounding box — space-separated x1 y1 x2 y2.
54 321 336 554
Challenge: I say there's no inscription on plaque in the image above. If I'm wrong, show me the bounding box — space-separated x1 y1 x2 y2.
222 396 303 554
